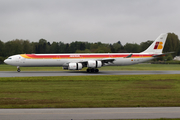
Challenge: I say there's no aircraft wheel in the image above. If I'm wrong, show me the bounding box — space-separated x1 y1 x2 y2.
17 66 21 72
87 69 90 73
17 68 21 72
87 68 99 73
95 69 99 73
91 69 95 73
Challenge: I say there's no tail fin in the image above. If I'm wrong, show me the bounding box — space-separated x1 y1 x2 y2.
142 33 168 54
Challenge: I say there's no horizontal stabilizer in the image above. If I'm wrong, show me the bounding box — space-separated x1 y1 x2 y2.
153 52 174 57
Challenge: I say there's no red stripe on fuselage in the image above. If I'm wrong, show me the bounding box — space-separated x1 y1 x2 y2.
24 54 153 59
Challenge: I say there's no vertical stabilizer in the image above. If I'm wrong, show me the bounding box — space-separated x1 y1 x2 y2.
142 33 168 54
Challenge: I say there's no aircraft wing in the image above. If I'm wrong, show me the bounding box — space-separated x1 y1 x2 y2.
77 58 115 66
99 58 115 63
63 53 135 68
64 54 135 67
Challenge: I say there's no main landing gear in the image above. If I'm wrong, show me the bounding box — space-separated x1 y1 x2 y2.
17 66 21 72
86 68 99 73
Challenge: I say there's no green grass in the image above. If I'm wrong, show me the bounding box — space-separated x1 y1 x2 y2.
1 63 180 71
1 75 180 108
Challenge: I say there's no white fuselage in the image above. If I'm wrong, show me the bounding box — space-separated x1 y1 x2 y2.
4 53 154 67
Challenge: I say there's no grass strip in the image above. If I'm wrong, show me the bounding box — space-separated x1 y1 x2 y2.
1 74 180 108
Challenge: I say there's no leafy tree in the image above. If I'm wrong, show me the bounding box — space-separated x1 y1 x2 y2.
90 43 99 53
65 43 70 53
4 39 23 56
0 40 4 57
76 49 91 53
22 40 33 54
96 45 111 53
112 42 122 53
58 42 66 53
35 39 49 53
49 42 59 53
124 43 140 53
164 33 180 56
69 41 86 53
80 42 86 50
140 40 153 52
166 54 173 61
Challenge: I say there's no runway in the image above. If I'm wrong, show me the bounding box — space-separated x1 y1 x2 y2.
1 107 180 120
1 70 180 77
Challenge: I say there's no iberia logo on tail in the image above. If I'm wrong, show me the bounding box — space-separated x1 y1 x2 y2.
154 42 163 49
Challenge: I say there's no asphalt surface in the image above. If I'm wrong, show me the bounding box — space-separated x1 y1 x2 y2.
1 107 180 120
1 70 180 77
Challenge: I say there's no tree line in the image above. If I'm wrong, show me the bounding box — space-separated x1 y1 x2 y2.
0 33 179 63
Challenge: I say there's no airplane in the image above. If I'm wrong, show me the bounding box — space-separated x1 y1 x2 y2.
4 33 168 73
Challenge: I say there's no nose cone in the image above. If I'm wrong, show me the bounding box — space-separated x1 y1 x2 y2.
4 59 8 64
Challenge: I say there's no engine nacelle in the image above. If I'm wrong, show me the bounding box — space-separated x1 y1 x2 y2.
68 63 83 70
87 60 102 68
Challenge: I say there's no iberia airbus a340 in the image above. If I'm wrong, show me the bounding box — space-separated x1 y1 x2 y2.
4 33 169 73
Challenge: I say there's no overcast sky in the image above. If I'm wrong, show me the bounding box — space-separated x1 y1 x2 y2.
0 0 180 45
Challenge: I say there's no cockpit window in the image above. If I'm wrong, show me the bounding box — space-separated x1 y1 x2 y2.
8 57 12 59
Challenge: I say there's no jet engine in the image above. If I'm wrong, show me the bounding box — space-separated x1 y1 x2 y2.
87 60 102 68
68 63 83 70
63 63 83 70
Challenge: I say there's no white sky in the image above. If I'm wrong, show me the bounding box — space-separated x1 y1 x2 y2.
0 0 180 45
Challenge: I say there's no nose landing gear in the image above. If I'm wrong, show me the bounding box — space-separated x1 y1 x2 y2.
17 66 21 72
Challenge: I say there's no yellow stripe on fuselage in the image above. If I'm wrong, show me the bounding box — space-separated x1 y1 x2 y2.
20 54 32 59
